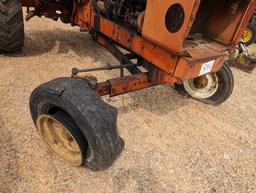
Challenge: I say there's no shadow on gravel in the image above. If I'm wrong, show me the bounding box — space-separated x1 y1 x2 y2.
6 28 191 115
7 28 113 63
128 85 191 115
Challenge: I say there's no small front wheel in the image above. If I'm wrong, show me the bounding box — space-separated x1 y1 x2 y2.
175 63 234 106
30 77 124 170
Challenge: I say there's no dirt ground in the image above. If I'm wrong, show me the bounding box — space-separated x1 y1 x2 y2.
0 14 256 193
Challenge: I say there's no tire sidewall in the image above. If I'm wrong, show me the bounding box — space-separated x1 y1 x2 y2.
30 87 101 168
175 64 234 106
205 64 234 105
0 0 24 53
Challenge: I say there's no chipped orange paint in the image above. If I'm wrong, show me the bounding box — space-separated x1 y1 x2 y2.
21 0 256 95
142 0 200 53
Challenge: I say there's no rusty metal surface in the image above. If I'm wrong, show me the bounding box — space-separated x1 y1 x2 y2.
20 0 256 96
95 16 179 74
96 70 182 97
72 1 92 31
96 35 142 75
96 73 155 97
71 63 139 75
142 0 200 53
175 38 227 80
205 0 256 45
95 15 229 82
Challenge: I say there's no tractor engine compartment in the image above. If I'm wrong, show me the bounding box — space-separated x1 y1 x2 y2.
95 0 146 29
140 0 255 53
90 0 255 54
20 0 256 81
23 0 255 53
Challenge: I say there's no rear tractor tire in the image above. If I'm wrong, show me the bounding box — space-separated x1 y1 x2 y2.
175 63 234 106
0 0 24 53
29 77 124 170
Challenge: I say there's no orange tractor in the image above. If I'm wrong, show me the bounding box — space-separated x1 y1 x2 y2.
1 0 255 170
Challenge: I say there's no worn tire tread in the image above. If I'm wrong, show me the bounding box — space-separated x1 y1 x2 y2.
29 77 124 170
175 63 234 106
0 0 24 53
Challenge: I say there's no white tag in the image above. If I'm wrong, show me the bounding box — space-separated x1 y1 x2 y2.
199 60 215 76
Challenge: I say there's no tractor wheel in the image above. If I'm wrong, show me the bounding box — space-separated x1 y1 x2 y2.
243 23 256 46
175 63 234 106
0 0 24 53
36 111 87 166
29 77 124 170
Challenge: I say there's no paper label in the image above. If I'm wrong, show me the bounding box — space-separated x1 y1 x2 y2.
199 60 215 76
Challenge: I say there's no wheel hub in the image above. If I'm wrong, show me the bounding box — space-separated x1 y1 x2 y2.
243 28 253 43
183 73 219 99
194 76 209 89
36 114 83 166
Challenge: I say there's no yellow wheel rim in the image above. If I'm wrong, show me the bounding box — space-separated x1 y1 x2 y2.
243 27 253 43
36 114 83 166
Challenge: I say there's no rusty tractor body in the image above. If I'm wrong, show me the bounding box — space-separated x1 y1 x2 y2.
19 0 255 93
3 0 254 169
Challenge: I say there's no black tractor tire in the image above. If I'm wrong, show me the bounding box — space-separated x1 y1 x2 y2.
175 63 234 106
244 23 256 46
29 77 124 171
0 0 24 53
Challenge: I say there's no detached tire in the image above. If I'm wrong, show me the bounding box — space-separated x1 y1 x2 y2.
30 77 124 170
0 0 24 53
175 63 234 106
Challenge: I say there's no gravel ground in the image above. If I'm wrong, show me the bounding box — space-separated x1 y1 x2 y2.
0 15 256 193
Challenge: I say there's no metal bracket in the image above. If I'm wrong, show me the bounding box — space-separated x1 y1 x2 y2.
71 63 140 76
